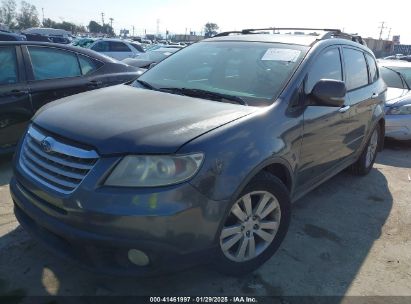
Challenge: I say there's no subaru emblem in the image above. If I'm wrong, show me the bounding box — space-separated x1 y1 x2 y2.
41 138 53 153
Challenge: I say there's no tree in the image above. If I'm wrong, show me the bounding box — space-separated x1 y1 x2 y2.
204 22 219 38
0 0 17 28
88 20 102 33
16 0 39 29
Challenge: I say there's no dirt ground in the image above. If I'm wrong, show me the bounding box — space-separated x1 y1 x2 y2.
0 140 410 299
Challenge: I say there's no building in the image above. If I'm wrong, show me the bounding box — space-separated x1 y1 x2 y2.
363 37 393 58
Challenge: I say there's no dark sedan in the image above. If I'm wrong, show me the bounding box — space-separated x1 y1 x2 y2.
0 41 143 155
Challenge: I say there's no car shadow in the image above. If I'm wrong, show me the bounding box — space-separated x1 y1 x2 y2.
377 139 411 168
0 154 13 187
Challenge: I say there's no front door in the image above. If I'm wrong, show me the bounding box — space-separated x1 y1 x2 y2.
296 46 351 191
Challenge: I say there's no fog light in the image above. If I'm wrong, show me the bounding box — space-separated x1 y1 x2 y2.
128 249 150 266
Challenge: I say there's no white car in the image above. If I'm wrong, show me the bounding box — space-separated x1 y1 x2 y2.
88 38 145 60
378 60 411 140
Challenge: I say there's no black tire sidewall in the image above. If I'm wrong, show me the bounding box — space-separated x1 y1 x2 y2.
354 124 381 175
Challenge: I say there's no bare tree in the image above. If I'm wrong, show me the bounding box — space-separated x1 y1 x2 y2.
204 22 219 38
0 0 17 28
16 0 39 29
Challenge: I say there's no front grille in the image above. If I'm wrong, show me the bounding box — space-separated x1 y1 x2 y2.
19 125 99 194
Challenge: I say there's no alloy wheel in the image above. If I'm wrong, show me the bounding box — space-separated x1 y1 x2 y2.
220 191 281 262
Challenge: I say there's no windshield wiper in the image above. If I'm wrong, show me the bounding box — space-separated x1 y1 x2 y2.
160 87 248 106
135 79 157 90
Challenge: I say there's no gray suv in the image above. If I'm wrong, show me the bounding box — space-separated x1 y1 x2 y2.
10 28 386 276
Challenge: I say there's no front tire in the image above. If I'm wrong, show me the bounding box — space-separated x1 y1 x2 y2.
214 172 291 276
350 124 380 176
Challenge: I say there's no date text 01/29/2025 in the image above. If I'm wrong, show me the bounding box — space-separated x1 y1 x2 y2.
149 297 258 303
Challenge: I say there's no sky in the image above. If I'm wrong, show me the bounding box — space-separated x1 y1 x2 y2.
26 0 411 44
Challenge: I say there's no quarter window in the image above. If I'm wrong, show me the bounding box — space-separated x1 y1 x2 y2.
78 55 102 75
306 48 342 93
343 48 369 90
108 42 131 52
91 41 109 52
28 47 81 80
0 47 18 85
365 53 378 83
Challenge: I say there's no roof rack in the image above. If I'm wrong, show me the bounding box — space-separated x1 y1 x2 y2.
213 27 367 46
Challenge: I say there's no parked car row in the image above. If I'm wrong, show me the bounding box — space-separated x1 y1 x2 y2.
0 41 143 155
7 28 388 276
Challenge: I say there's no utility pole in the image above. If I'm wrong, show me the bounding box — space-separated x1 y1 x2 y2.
41 8 45 26
101 12 105 26
378 21 386 40
386 28 392 41
156 19 160 38
132 26 135 37
109 18 113 28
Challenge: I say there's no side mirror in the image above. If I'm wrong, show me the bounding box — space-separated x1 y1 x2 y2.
310 79 346 107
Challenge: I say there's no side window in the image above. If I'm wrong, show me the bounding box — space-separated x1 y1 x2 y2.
365 53 378 83
343 48 369 90
78 55 103 75
28 47 81 81
109 42 131 52
91 41 109 52
0 47 18 85
306 48 342 93
130 43 145 53
380 67 404 89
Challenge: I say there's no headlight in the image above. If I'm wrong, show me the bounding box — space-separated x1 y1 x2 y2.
105 153 204 187
386 104 411 115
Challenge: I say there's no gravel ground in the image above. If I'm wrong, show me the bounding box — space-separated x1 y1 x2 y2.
0 140 410 299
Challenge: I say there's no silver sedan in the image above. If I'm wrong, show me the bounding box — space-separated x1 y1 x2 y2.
378 60 411 140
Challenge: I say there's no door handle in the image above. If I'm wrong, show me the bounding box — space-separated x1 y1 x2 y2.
371 93 379 99
88 80 103 87
2 89 29 97
339 105 351 113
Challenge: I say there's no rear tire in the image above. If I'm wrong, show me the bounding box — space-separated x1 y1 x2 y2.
350 124 380 176
213 172 291 276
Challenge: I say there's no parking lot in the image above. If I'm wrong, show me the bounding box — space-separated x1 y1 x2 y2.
0 140 409 298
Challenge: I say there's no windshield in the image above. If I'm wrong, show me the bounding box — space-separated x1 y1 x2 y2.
388 66 411 88
135 41 307 106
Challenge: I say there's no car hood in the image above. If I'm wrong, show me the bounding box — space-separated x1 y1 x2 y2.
33 85 257 155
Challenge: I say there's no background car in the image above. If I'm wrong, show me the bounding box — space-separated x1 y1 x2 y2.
378 59 411 140
0 30 26 41
0 41 143 155
122 47 181 68
88 38 145 60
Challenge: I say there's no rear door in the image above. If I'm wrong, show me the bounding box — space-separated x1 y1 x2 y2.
23 45 90 112
0 45 31 151
296 46 352 190
341 48 381 153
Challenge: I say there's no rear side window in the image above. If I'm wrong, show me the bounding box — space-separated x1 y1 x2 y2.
28 47 81 80
130 43 145 53
109 42 131 52
91 41 109 52
343 48 369 90
306 48 342 93
380 67 404 89
0 47 18 85
365 53 378 83
78 55 103 75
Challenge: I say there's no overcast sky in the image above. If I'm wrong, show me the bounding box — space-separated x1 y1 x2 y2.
28 0 411 44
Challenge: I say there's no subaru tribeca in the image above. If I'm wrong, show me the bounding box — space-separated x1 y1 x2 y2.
11 28 386 276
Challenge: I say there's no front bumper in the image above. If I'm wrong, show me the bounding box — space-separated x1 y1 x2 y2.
11 153 228 275
385 114 411 140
